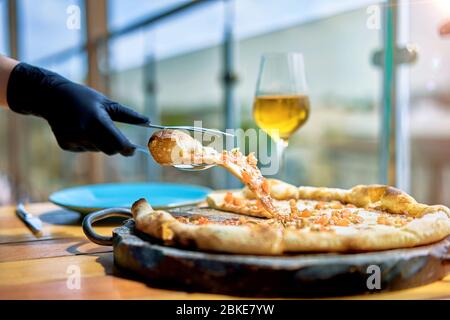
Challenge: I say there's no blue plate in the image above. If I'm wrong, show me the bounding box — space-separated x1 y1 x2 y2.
49 182 211 214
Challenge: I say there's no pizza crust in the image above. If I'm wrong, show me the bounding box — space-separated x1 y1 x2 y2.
242 179 299 200
211 182 450 218
132 199 284 255
132 196 450 254
206 191 273 218
283 211 450 252
298 184 450 218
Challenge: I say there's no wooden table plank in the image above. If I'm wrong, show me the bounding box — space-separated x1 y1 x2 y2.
345 276 450 300
0 238 112 262
0 252 231 299
1 250 449 300
0 275 232 300
0 253 450 299
1 250 448 300
0 203 118 244
0 253 112 286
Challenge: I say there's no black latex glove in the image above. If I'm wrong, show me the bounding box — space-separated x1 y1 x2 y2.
7 63 149 156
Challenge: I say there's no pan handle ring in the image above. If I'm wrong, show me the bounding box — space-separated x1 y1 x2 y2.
82 208 132 246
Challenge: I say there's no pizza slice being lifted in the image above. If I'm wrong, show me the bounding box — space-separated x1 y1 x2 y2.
148 129 277 217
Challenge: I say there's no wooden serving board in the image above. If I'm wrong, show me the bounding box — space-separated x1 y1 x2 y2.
112 206 450 297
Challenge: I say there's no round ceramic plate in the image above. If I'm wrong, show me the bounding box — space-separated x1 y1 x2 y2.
49 182 211 214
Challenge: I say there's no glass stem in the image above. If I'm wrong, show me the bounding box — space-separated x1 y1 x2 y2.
276 139 288 181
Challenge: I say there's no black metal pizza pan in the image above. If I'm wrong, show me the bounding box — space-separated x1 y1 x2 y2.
83 206 450 297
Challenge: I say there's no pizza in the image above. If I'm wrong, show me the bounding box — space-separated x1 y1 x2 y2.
137 129 450 255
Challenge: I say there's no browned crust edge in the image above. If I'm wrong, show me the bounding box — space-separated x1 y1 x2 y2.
297 184 450 218
131 197 450 255
210 184 450 219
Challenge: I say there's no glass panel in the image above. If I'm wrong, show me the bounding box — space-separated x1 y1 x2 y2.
105 28 152 184
108 0 190 31
4 0 391 202
153 1 225 59
106 0 226 188
409 0 450 206
235 0 378 39
42 51 87 83
236 0 384 188
154 1 225 187
17 0 85 62
0 0 9 204
108 28 148 72
0 0 8 55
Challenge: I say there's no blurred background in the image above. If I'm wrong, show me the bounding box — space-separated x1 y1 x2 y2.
0 0 450 207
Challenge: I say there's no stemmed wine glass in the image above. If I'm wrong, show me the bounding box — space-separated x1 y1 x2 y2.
253 52 310 178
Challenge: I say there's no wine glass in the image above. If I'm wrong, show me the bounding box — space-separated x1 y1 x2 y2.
253 52 310 178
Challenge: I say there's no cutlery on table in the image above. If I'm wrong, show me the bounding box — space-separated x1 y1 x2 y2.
16 203 43 235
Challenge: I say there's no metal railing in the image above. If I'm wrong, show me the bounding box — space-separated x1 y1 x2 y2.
34 0 216 66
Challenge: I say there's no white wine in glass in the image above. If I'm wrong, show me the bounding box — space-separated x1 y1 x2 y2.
253 53 310 177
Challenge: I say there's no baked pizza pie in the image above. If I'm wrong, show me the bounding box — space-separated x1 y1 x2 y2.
135 129 450 255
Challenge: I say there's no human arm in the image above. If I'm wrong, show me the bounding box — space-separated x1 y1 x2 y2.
1 56 148 156
0 55 19 107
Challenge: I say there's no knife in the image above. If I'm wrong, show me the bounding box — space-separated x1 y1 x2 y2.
16 203 42 235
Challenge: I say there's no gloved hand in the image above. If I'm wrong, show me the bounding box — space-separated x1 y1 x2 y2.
6 63 149 156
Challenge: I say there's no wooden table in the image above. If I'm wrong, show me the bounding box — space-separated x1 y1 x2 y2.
0 203 449 300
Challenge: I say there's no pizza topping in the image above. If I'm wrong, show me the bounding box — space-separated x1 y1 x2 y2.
176 215 255 226
224 192 242 206
300 209 313 218
219 192 271 217
217 149 278 216
376 216 388 225
289 199 299 217
376 214 413 227
261 180 270 194
314 201 346 210
175 216 189 223
191 216 210 225
247 152 258 166
223 219 243 226
224 192 234 203
313 215 330 226
197 217 210 225
233 197 244 206
241 170 252 184
314 202 326 210
239 216 248 224
175 215 211 225
255 199 264 210
186 195 417 231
